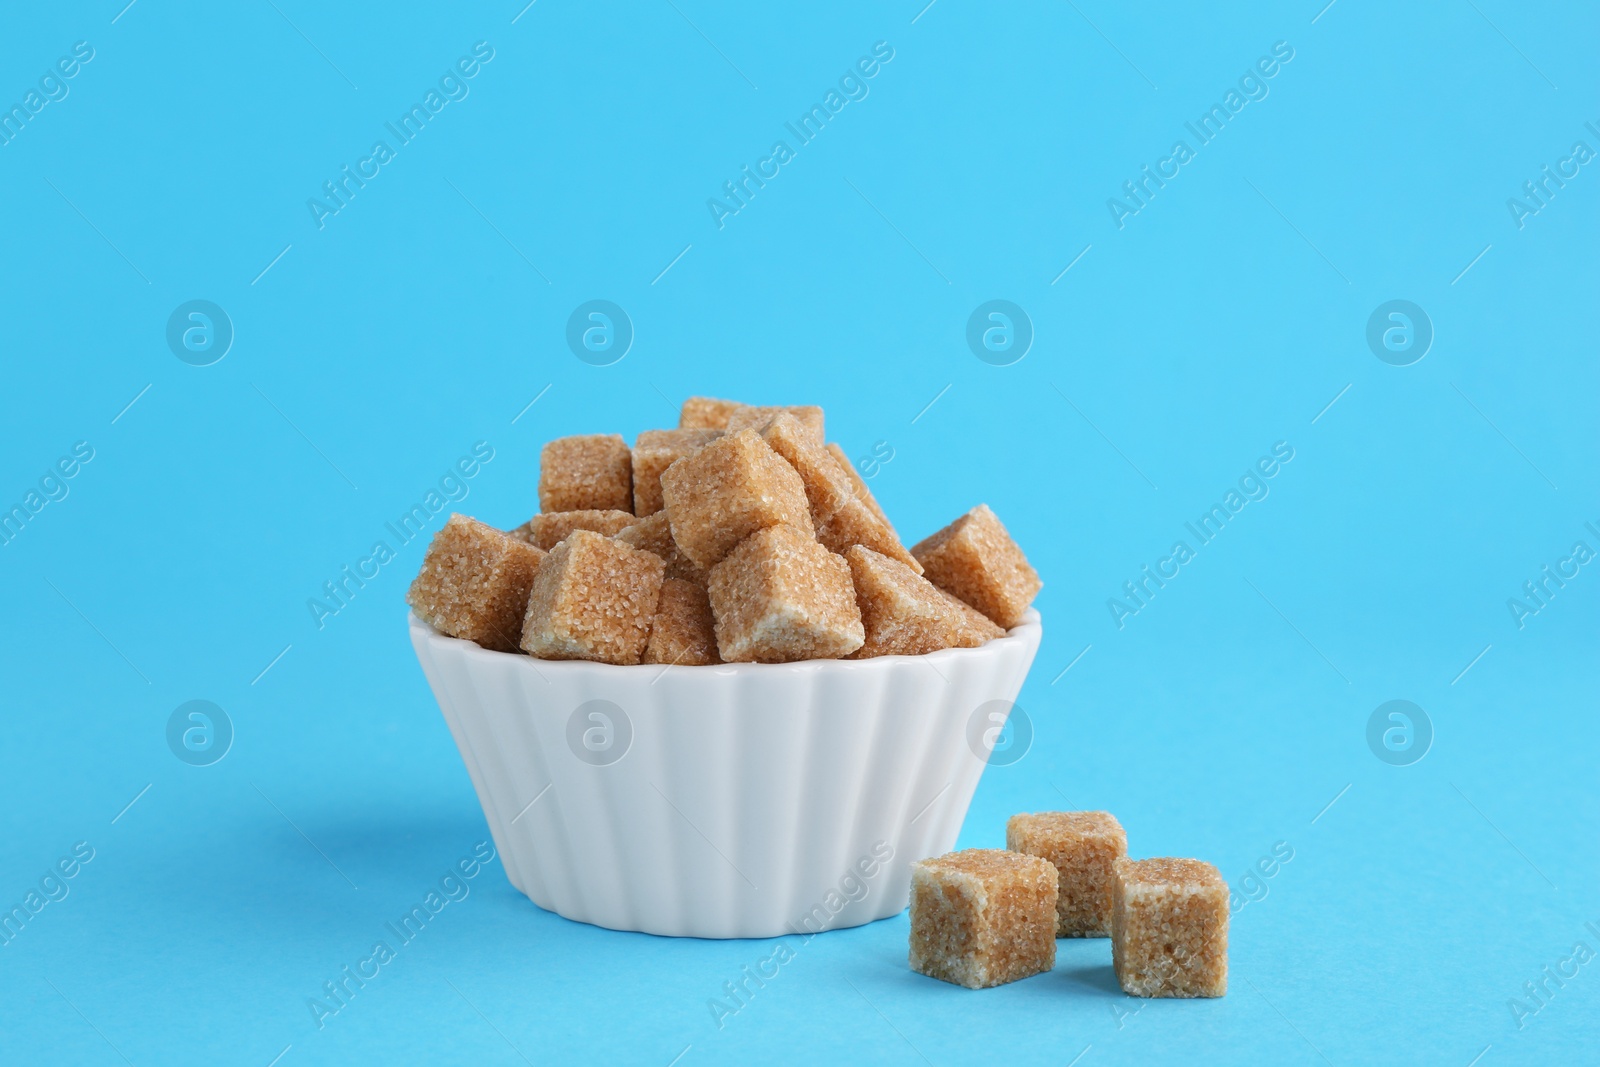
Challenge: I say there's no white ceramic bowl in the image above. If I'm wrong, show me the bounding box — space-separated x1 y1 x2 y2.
408 608 1042 939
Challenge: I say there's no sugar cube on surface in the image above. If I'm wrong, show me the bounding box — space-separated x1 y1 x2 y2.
826 442 893 531
642 578 721 666
908 849 1058 989
760 415 919 572
613 512 708 586
936 587 1006 644
631 428 722 517
724 404 825 444
660 429 814 570
539 434 633 513
819 496 922 573
519 530 664 665
678 396 745 430
759 413 855 525
912 504 1041 628
1112 858 1229 998
707 525 863 662
511 509 636 550
407 514 546 653
845 546 986 658
1006 812 1128 937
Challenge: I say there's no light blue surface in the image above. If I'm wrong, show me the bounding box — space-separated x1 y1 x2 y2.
1 2 1595 1064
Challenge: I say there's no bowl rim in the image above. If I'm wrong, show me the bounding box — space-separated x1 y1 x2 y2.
408 607 1041 676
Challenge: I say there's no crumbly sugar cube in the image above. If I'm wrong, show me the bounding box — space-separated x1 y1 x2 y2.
760 413 856 524
819 496 922 574
538 434 633 513
1006 812 1128 937
911 504 1041 629
936 588 1006 644
613 512 708 586
407 514 546 652
510 509 637 550
679 396 745 430
763 416 918 574
724 404 825 444
909 849 1058 989
631 428 723 516
660 429 815 570
1112 858 1229 998
519 530 665 665
707 525 864 662
845 546 984 658
826 442 894 532
642 578 721 666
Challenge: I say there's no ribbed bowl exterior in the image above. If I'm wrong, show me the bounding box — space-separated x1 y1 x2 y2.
408 609 1042 939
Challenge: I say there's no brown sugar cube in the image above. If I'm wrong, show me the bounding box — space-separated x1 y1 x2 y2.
936 588 1006 645
613 512 708 586
642 578 721 666
1006 812 1128 937
818 496 922 574
510 509 636 550
911 504 1041 629
659 429 814 570
407 514 546 652
631 428 723 517
1112 858 1229 998
826 442 894 532
519 530 664 665
761 415 919 573
707 525 864 662
539 434 633 513
724 404 825 444
759 413 856 525
679 396 745 430
909 849 1057 989
845 546 983 659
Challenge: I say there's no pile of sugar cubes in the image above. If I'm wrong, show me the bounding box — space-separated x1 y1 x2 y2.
910 812 1227 998
407 397 1043 664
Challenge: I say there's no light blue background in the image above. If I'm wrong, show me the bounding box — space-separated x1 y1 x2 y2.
2 1 1595 1064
